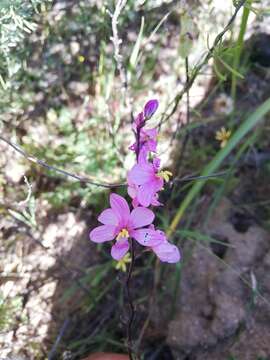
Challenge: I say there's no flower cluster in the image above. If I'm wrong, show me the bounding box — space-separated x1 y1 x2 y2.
89 100 180 264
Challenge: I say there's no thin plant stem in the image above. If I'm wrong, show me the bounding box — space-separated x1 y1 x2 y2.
111 0 128 96
0 135 125 189
174 56 190 175
231 0 251 105
125 117 145 359
125 238 135 360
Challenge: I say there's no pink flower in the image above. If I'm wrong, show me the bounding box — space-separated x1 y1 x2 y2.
89 193 155 260
144 99 159 120
133 225 180 263
129 127 158 156
127 158 164 207
127 183 162 208
150 228 180 263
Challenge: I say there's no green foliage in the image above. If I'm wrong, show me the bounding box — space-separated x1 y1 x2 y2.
0 0 52 85
0 292 23 331
9 196 36 228
231 0 252 103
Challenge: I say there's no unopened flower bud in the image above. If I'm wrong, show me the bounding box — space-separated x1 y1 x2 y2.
144 99 159 120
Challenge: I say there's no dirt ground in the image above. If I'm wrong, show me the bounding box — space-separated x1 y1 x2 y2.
167 198 270 360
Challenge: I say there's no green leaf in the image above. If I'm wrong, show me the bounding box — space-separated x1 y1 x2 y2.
8 209 32 227
129 16 144 70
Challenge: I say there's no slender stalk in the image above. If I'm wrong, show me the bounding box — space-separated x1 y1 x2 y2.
174 56 190 174
125 239 135 360
125 118 144 359
0 135 124 189
231 0 251 105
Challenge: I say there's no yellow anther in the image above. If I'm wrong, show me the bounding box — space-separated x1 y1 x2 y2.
116 228 129 240
215 127 231 148
157 170 173 183
115 253 131 272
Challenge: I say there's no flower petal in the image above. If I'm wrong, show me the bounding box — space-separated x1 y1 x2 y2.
151 194 163 207
98 209 118 225
127 184 137 199
132 198 139 208
152 241 180 263
110 193 130 226
111 238 130 260
137 182 157 207
146 139 157 152
129 207 154 229
138 147 148 164
132 228 162 247
128 163 153 185
153 157 161 171
143 127 158 139
144 99 159 119
89 225 116 243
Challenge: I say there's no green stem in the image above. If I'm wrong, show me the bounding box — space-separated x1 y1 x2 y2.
231 1 251 104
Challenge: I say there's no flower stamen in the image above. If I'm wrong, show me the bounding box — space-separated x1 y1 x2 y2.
115 253 131 272
116 228 129 240
157 170 173 182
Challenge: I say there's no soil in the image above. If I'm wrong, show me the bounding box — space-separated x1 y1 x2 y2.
167 198 270 360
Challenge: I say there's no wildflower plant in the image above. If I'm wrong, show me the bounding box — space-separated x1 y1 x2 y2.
89 99 180 263
89 99 180 358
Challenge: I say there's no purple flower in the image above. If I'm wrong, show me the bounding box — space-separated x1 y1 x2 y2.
127 158 164 207
128 157 173 207
127 182 162 208
144 99 159 120
133 225 180 263
150 228 180 263
89 193 155 260
129 127 158 156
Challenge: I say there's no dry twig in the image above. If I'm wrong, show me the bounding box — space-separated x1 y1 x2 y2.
0 135 125 188
110 0 128 96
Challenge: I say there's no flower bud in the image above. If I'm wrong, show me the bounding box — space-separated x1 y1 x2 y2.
134 112 144 128
144 99 159 120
